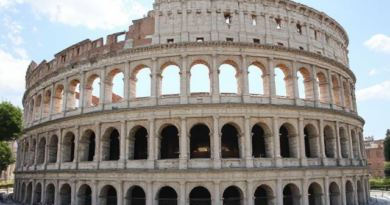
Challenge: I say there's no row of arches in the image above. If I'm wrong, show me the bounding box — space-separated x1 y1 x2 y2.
19 121 363 168
17 179 366 205
25 60 356 125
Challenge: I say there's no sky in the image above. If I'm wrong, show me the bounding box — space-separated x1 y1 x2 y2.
0 0 389 139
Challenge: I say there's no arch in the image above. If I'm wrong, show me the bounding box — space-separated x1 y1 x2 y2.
157 186 177 205
160 125 180 159
125 186 146 205
161 64 181 95
329 182 341 205
221 124 240 159
324 126 336 158
131 65 151 98
26 182 32 204
331 75 342 106
23 142 29 166
99 185 117 205
275 64 293 98
79 130 96 162
48 135 58 163
190 124 211 159
67 79 81 110
60 183 72 205
62 132 75 162
357 180 364 205
189 186 211 205
35 94 42 120
43 90 51 118
316 72 329 103
85 74 101 107
343 81 352 110
304 124 320 158
345 181 354 205
190 61 211 94
28 99 35 123
280 123 298 158
308 183 323 205
254 185 275 205
37 137 46 164
102 128 120 161
219 60 240 94
248 63 265 95
130 126 148 160
21 182 26 202
106 69 124 103
339 127 350 159
45 183 55 204
351 130 359 159
29 139 37 165
283 183 300 205
297 67 314 100
223 186 243 205
77 184 92 205
34 183 42 203
252 123 272 158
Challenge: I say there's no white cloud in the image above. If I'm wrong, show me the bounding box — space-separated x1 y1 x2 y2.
0 49 29 93
357 81 390 101
7 33 23 45
364 34 390 54
369 69 379 76
27 0 149 30
13 47 28 59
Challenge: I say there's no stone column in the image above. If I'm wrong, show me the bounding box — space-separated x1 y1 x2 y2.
312 65 320 107
212 54 220 103
268 57 276 103
92 180 98 205
302 177 308 205
70 180 76 205
74 126 80 167
151 58 158 105
356 129 363 160
124 62 130 106
246 180 254 205
117 180 123 205
211 7 218 40
99 68 106 108
299 118 307 166
41 180 46 204
327 70 335 108
242 55 250 103
55 180 61 205
339 77 346 110
244 116 254 168
180 55 188 104
334 122 342 162
319 119 327 165
148 118 155 169
34 136 39 168
324 177 330 205
276 178 283 205
292 61 300 105
341 176 346 205
179 117 188 169
120 121 127 164
347 125 354 162
94 123 101 163
181 2 188 42
62 77 69 116
213 181 220 205
49 84 55 120
213 116 221 169
273 117 282 167
79 71 86 113
179 181 186 205
238 7 247 42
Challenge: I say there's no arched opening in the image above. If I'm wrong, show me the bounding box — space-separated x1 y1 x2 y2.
161 64 181 95
275 65 292 98
77 184 92 205
54 85 64 114
345 181 354 205
160 125 180 159
343 82 351 110
33 183 42 203
329 182 341 205
297 68 314 100
43 90 51 118
48 135 58 163
79 130 96 162
99 185 117 205
280 124 298 158
125 186 146 205
21 182 26 202
254 185 274 205
357 180 364 205
26 182 32 204
221 124 240 159
102 128 120 161
219 62 239 94
129 127 148 160
189 186 211 205
23 143 29 166
190 62 211 94
252 124 272 158
308 183 323 205
317 72 329 103
158 186 177 205
29 139 36 165
67 79 81 110
190 124 211 159
324 126 336 158
28 99 34 123
35 95 42 120
85 75 100 107
248 64 265 95
304 124 319 158
132 66 151 98
283 184 300 205
45 184 55 204
60 184 71 205
351 130 359 159
106 69 124 103
62 132 75 163
37 138 46 164
339 128 349 159
331 75 342 107
223 186 242 205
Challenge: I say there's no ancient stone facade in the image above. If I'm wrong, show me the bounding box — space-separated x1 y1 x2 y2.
15 0 369 205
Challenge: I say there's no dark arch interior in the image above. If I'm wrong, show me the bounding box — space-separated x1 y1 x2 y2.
329 183 340 205
324 127 335 158
308 184 322 205
190 187 211 205
60 184 71 205
190 125 211 159
48 136 58 163
78 185 92 205
255 186 270 205
106 186 117 205
34 183 42 203
159 187 178 199
221 124 240 158
304 127 311 158
161 126 179 159
88 133 96 161
252 125 266 158
280 126 290 158
70 135 75 162
45 184 55 204
126 186 146 205
109 130 120 161
134 127 148 160
131 186 146 198
283 185 293 205
223 186 241 205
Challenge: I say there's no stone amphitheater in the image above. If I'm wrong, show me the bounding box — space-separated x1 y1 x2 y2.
14 0 370 204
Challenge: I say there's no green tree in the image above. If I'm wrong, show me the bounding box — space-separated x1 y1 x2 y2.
384 131 390 162
0 101 23 141
0 142 15 172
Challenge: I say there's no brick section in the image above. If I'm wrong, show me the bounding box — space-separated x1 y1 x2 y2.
365 138 385 178
127 15 155 47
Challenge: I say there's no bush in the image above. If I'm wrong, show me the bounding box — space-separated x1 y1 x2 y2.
385 162 390 177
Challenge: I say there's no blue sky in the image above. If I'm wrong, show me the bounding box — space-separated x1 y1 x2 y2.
0 0 389 139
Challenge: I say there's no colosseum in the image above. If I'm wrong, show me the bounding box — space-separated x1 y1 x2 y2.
14 0 370 204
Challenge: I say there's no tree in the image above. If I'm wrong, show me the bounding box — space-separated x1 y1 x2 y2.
0 142 15 172
384 131 390 162
0 101 23 141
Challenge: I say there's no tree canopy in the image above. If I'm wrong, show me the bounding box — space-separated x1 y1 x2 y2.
0 142 15 172
0 101 23 141
384 129 390 162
